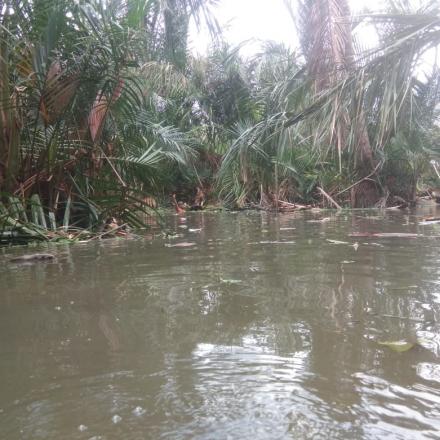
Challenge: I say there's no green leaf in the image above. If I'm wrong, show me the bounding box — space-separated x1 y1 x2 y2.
378 340 416 352
220 278 242 284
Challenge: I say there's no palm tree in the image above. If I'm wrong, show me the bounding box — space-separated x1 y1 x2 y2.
215 43 308 207
287 0 440 206
0 0 218 237
215 1 439 208
297 0 376 205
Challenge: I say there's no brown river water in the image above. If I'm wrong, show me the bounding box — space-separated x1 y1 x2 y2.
0 208 439 439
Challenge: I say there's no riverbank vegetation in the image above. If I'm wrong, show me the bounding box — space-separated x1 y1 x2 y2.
0 0 439 243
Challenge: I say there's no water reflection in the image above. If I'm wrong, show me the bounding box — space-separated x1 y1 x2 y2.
0 209 439 439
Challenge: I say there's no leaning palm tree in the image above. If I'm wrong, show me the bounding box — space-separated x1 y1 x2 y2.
216 0 439 208
287 0 440 206
297 0 376 205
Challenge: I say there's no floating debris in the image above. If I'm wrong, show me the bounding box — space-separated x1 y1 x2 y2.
259 240 295 244
326 239 349 245
165 233 183 239
220 278 242 285
419 217 440 225
350 232 420 238
132 406 146 416
165 242 196 248
307 217 331 223
10 253 55 263
189 228 202 232
280 227 296 231
78 425 88 432
112 415 122 424
380 314 424 322
378 340 416 353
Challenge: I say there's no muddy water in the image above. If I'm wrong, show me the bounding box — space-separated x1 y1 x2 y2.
0 209 439 439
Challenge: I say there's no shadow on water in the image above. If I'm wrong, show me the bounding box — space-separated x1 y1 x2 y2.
0 208 439 439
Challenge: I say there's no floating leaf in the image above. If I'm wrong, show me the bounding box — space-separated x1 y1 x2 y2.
165 233 183 239
10 253 55 263
307 217 331 223
378 340 415 352
419 217 440 225
165 242 196 248
220 278 242 285
350 232 419 238
259 240 295 244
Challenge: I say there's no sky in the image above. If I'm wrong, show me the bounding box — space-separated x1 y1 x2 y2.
188 0 438 76
190 0 298 55
189 0 385 56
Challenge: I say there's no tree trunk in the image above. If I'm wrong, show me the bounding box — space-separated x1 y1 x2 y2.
302 0 379 207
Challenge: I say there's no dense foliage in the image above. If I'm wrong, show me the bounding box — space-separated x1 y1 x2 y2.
0 0 439 241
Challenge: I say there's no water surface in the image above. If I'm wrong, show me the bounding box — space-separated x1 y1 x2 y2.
1 209 439 439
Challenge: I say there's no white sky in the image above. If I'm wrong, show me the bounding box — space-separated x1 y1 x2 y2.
189 0 384 56
190 0 298 55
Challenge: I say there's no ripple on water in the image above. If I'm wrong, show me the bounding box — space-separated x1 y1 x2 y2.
1 211 440 439
352 372 440 439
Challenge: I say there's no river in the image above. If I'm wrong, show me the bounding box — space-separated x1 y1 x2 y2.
1 209 439 439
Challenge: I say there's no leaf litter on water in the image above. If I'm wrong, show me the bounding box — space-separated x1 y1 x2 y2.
259 240 296 244
378 340 416 352
307 217 331 223
377 337 430 353
350 232 420 238
327 239 349 244
220 278 242 285
165 242 196 248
